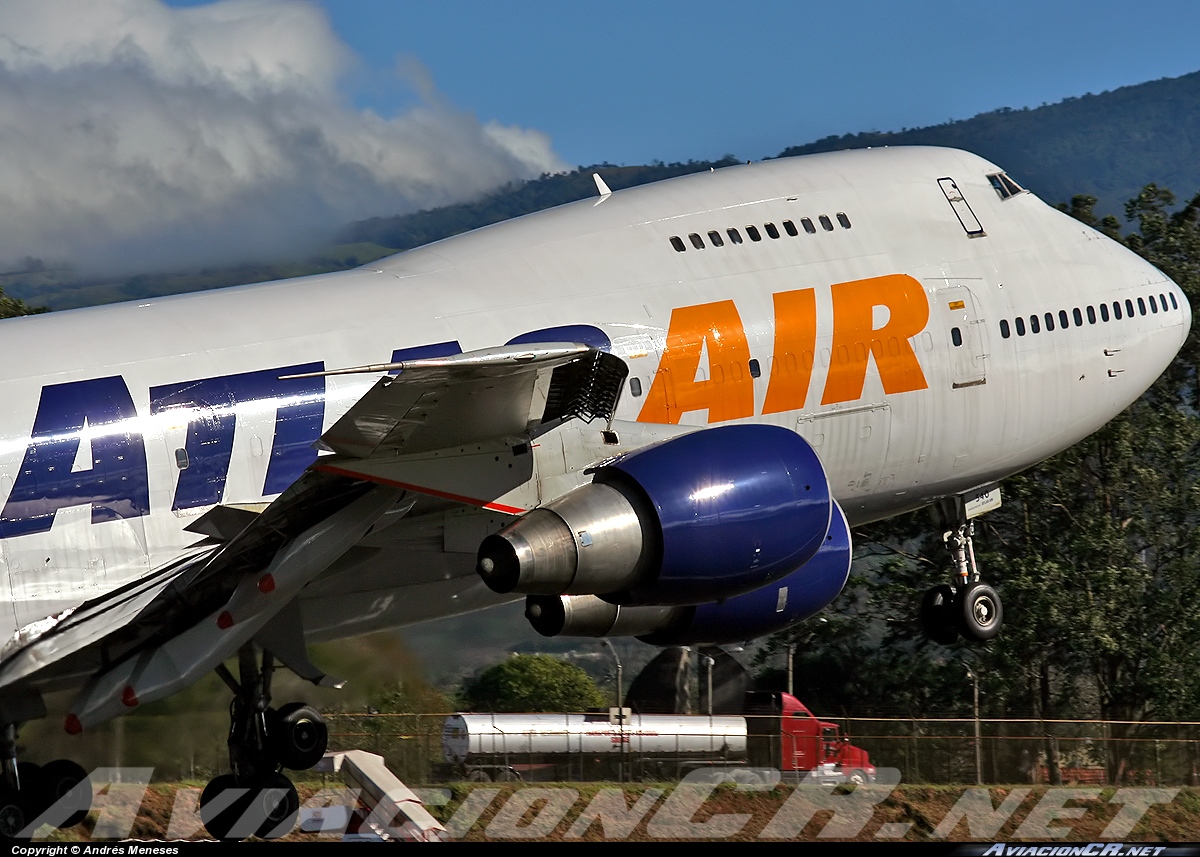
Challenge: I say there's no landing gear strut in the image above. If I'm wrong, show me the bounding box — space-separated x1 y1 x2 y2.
0 723 91 839
199 643 327 841
919 507 1004 644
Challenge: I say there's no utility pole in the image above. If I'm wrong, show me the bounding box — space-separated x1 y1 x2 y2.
703 655 715 716
964 663 982 785
602 640 625 782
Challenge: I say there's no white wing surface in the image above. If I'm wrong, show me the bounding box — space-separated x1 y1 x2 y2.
0 343 627 731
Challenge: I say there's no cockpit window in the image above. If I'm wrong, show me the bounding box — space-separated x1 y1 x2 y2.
987 172 1026 200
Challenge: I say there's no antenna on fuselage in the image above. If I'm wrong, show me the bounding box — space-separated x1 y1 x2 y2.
593 173 612 198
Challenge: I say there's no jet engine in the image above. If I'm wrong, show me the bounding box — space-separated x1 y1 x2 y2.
476 424 832 606
523 500 851 644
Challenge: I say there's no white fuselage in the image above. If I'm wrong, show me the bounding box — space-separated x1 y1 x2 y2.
0 147 1187 642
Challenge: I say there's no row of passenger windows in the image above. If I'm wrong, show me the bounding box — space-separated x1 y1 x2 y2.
998 291 1179 339
670 213 851 252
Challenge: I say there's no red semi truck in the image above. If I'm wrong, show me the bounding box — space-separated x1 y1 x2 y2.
442 691 875 784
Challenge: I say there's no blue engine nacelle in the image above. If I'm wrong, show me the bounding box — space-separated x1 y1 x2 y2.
477 424 832 605
524 502 852 644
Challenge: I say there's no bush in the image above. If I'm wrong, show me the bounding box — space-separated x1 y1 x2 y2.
460 654 607 712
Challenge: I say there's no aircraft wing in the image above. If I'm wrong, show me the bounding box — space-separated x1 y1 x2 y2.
311 341 627 457
0 343 627 731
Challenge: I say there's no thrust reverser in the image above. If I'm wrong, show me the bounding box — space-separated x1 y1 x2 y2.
476 424 844 632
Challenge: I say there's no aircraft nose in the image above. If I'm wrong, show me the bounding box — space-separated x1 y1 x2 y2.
1180 283 1193 344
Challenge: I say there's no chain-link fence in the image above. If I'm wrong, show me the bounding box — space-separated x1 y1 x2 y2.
831 716 1200 786
43 710 1200 786
320 712 1200 786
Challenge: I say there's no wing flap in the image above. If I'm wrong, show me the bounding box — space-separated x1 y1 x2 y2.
183 504 262 542
315 343 626 458
0 470 376 695
314 437 536 513
0 548 213 688
65 486 399 731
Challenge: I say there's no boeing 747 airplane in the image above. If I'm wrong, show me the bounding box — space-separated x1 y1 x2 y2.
0 146 1187 838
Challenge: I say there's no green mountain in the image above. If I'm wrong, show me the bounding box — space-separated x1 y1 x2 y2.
778 70 1200 220
6 70 1199 310
346 70 1200 249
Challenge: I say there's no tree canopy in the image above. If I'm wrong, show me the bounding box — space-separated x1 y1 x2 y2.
460 654 607 713
0 286 43 318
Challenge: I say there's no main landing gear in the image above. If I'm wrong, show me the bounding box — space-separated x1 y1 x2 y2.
199 644 329 841
0 724 92 840
919 518 1004 645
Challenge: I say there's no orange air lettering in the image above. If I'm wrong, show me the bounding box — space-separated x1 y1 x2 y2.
820 273 930 405
762 288 817 414
638 300 755 424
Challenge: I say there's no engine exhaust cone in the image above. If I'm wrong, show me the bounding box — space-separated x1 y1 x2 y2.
525 595 567 636
477 534 522 593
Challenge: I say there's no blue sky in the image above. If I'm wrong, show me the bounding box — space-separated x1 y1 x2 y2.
304 0 1200 167
9 0 1195 274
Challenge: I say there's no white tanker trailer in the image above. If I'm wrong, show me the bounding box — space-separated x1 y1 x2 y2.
439 692 875 783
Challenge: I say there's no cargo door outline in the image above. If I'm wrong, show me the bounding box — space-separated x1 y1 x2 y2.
796 402 891 496
937 285 988 389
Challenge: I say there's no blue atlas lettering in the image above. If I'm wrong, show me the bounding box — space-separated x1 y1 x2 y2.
505 325 611 351
0 376 150 538
150 363 324 510
388 340 462 373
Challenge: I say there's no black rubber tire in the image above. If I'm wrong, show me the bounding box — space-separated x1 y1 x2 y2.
14 762 40 794
847 769 867 785
0 787 29 840
958 582 1004 641
200 774 255 841
919 584 960 645
36 760 91 829
252 772 299 840
268 702 328 771
466 769 491 782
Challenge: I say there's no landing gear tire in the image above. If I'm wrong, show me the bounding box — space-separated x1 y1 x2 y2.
919 585 961 645
0 787 28 840
36 760 91 829
252 772 299 840
958 583 1003 642
268 703 328 771
200 774 254 841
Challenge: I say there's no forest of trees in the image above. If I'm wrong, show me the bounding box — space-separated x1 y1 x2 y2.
753 184 1200 782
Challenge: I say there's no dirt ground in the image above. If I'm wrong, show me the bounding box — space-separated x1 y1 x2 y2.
28 780 1200 842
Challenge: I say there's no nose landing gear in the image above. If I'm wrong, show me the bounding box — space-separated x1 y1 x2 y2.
919 513 1005 645
199 644 327 841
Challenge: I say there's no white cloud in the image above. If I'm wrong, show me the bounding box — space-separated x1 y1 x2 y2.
0 0 567 274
